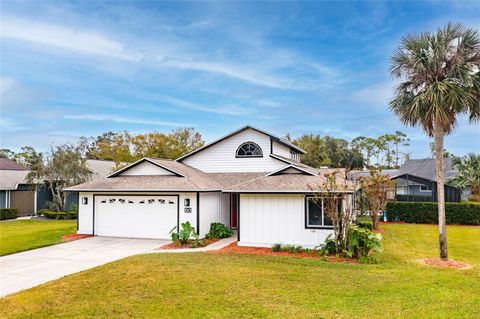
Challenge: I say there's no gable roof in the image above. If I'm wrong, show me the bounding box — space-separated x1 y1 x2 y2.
107 158 186 178
176 125 306 162
66 158 222 192
395 158 458 182
266 164 317 176
0 158 28 171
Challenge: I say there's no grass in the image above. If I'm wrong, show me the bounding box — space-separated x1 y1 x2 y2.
0 220 77 256
1 223 479 318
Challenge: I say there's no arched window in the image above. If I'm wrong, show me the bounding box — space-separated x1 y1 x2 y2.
236 142 263 158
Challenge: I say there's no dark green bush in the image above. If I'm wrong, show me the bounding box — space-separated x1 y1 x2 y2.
357 219 373 230
396 194 433 202
386 201 480 225
0 208 18 220
272 243 282 252
206 222 233 238
42 211 77 220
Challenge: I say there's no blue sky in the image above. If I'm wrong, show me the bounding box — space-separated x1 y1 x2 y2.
1 1 479 158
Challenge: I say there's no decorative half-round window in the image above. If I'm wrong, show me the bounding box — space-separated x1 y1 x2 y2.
236 142 263 158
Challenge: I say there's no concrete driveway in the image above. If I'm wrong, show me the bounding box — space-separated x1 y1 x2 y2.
0 237 169 297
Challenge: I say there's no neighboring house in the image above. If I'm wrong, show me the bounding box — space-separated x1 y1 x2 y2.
66 125 356 248
65 160 118 210
0 158 50 216
350 158 461 202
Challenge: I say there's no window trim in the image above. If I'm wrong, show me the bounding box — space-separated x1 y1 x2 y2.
419 185 431 192
235 141 263 158
304 196 334 229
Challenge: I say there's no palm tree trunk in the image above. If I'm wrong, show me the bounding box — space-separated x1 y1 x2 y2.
434 125 448 259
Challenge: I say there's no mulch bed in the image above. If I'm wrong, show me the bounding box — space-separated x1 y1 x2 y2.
210 242 357 263
158 238 221 250
62 234 93 242
417 258 472 270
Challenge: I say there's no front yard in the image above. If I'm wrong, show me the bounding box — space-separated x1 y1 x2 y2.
1 223 479 318
0 220 77 256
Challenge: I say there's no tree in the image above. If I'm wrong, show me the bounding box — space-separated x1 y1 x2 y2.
0 149 15 159
429 142 454 158
359 170 396 230
292 134 330 168
449 154 480 202
309 170 356 254
390 23 480 259
12 146 43 170
26 144 91 211
85 128 204 167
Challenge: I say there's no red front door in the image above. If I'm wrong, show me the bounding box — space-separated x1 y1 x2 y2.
231 194 238 229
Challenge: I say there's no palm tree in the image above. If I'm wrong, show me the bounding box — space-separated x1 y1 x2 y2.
450 154 480 202
390 23 480 259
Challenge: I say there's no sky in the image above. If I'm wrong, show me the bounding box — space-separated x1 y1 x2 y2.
1 0 479 159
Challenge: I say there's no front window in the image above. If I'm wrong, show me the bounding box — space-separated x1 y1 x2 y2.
306 197 335 228
236 142 263 157
420 185 432 192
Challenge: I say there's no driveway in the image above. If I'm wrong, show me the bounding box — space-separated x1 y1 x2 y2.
0 237 169 297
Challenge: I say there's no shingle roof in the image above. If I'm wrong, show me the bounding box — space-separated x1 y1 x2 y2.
0 158 28 171
66 158 223 191
66 158 355 193
86 160 118 179
396 158 458 181
0 170 30 189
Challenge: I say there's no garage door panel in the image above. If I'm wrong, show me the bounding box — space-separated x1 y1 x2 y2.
95 195 178 239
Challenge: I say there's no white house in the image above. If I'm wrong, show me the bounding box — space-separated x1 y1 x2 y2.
66 125 355 248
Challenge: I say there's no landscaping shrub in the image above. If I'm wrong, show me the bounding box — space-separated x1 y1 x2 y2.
315 235 337 256
0 208 18 220
170 221 197 244
347 226 383 263
206 222 233 238
356 216 373 230
271 243 282 252
386 201 480 225
40 210 77 220
395 194 433 202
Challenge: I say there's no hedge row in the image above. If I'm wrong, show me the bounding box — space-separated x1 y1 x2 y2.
395 194 433 202
386 201 480 225
39 209 77 220
0 208 18 220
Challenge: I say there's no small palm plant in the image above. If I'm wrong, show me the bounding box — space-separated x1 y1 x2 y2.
449 154 480 201
390 23 480 259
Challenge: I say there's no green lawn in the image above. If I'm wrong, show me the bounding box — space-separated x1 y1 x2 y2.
1 224 479 318
0 220 77 256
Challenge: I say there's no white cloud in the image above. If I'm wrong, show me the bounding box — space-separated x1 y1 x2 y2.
0 77 17 95
1 16 138 61
64 114 192 127
0 118 27 132
155 94 249 116
0 16 338 90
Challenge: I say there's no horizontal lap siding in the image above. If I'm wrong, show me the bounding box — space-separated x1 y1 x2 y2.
239 194 333 248
182 128 285 172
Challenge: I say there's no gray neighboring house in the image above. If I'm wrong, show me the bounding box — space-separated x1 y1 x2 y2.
351 158 462 202
0 158 51 216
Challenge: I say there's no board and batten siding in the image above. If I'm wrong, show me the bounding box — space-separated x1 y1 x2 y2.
182 128 286 172
198 192 229 238
239 194 333 248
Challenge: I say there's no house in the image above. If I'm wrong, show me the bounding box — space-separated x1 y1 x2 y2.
66 125 355 248
350 158 461 202
0 158 50 216
0 158 118 215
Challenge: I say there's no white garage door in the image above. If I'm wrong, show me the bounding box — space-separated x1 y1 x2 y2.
95 195 178 239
